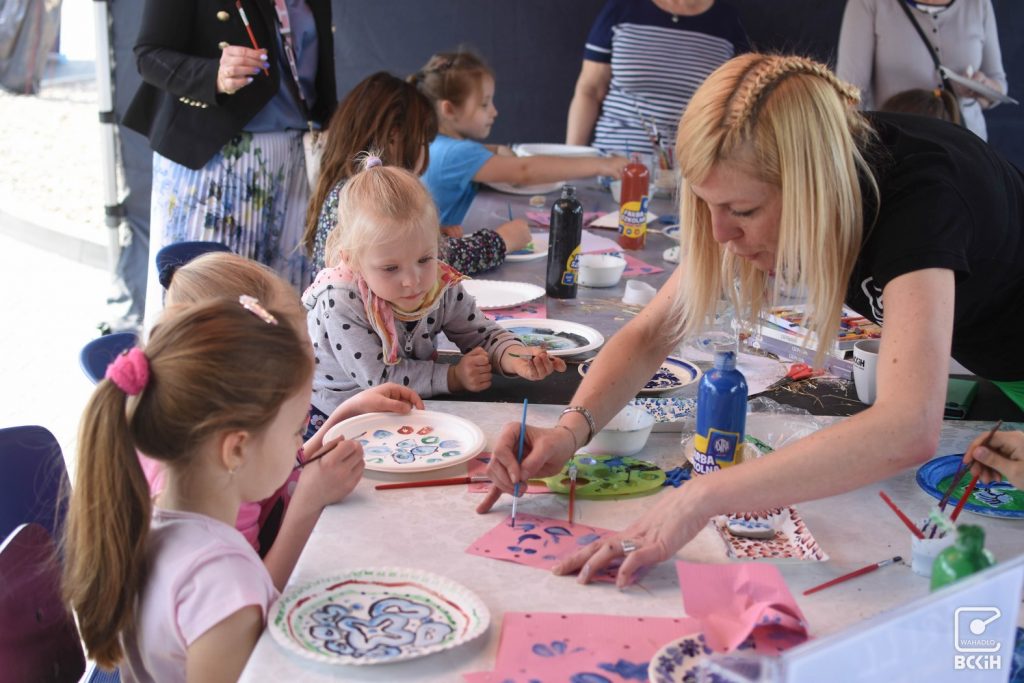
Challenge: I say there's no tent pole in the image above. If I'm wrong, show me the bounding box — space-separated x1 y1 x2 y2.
92 0 121 275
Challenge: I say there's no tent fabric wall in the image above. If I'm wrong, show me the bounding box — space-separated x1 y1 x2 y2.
109 0 1024 317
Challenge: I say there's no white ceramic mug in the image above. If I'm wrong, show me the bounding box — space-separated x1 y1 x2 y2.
852 339 881 404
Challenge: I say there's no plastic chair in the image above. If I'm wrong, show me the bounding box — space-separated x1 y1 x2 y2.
0 425 69 542
0 523 86 682
79 332 138 385
155 240 232 289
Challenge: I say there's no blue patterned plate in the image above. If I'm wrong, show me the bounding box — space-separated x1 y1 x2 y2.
916 454 1023 519
649 632 756 683
580 356 701 394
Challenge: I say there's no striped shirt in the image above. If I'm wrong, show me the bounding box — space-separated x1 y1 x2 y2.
584 0 749 155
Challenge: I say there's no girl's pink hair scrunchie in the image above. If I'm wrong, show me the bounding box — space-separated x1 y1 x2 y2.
365 155 383 169
105 347 150 396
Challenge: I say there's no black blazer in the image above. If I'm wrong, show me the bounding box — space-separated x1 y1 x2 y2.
122 0 336 170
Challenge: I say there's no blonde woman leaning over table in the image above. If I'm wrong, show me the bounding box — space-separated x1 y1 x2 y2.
478 53 1024 587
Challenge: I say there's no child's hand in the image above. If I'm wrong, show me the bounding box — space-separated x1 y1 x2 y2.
337 383 424 420
448 347 493 393
494 144 516 157
964 430 1024 489
496 219 531 252
441 225 464 238
601 155 630 180
503 347 567 381
295 437 365 509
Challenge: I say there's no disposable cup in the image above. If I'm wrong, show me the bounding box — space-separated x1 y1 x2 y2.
622 280 657 306
911 533 955 577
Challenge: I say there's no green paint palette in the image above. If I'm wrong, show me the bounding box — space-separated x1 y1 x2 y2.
541 454 665 498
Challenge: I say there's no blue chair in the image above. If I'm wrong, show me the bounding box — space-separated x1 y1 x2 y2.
79 332 138 385
0 523 86 682
0 425 69 542
155 240 232 289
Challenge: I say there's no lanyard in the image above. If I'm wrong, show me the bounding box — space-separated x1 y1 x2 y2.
269 0 313 128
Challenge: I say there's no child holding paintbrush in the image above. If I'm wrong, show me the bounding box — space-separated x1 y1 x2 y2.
964 429 1024 489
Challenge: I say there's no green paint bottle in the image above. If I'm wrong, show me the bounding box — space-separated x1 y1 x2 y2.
930 525 995 591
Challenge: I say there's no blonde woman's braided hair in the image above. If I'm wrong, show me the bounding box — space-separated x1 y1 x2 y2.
670 53 877 369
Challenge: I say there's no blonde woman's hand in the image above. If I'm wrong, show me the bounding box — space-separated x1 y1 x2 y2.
503 346 567 380
295 437 365 508
495 219 531 252
476 423 575 514
441 225 464 239
964 430 1024 488
553 486 709 587
448 347 492 393
217 45 267 95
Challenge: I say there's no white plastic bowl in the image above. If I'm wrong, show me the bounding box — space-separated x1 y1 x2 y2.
584 405 655 455
578 253 627 288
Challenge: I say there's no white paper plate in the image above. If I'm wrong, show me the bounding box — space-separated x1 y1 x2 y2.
505 233 549 262
513 143 603 157
497 318 605 356
483 180 564 196
324 410 485 473
579 355 700 394
270 567 490 666
461 279 546 309
648 632 756 683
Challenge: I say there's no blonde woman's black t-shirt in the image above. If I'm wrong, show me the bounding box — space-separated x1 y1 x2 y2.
845 112 1024 381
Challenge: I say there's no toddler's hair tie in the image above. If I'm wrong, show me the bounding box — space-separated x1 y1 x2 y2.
106 347 150 396
365 155 383 169
933 88 942 98
239 294 278 325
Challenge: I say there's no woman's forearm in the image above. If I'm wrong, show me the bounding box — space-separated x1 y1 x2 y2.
566 91 601 146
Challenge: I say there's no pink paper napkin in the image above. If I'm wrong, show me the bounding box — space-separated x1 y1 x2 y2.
466 513 621 582
676 561 808 653
585 247 664 277
526 210 604 227
482 301 547 321
466 454 552 494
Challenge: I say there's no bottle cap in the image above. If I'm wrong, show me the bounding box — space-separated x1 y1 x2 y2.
561 184 576 199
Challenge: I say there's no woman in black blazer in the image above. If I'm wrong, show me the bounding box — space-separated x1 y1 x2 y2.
124 0 336 295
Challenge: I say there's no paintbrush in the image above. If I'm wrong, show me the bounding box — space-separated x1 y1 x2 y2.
294 431 366 470
375 476 490 490
950 473 981 523
879 491 925 539
803 556 902 596
507 202 514 222
508 352 535 359
510 398 529 528
567 458 578 525
926 420 1002 536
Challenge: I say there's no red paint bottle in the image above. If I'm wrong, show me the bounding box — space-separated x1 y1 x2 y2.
617 155 649 250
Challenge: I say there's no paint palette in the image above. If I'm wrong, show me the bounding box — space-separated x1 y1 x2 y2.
649 632 757 683
540 454 665 498
324 410 485 473
498 318 605 357
269 567 490 666
916 454 1023 519
579 356 701 394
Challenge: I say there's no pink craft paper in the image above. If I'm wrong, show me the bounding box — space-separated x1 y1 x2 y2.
526 210 603 227
466 513 621 582
483 301 547 322
488 612 701 682
584 247 664 277
676 560 809 654
466 454 552 494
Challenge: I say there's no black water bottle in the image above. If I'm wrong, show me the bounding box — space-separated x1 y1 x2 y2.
545 185 583 299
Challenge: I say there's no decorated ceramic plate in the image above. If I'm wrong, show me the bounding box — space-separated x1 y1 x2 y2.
505 233 549 262
541 454 665 498
270 567 490 666
662 225 680 241
461 279 546 310
324 410 485 473
579 356 701 394
497 318 605 357
916 454 1023 519
648 632 756 683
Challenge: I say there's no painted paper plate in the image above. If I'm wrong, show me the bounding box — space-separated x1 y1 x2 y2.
916 454 1024 519
497 318 605 356
541 454 665 498
324 410 485 473
505 233 549 262
270 567 490 666
579 356 701 394
649 632 756 683
662 225 680 241
461 279 546 310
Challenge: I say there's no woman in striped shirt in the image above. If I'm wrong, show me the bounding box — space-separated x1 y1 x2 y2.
567 0 749 156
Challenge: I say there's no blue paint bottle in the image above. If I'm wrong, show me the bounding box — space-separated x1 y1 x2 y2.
693 347 747 474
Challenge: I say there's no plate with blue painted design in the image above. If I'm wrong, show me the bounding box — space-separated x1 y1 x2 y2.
916 454 1024 519
649 632 756 683
579 356 701 394
270 567 490 666
498 318 605 357
505 233 549 262
324 409 485 473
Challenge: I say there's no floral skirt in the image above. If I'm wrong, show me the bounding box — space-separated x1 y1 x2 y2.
150 130 311 290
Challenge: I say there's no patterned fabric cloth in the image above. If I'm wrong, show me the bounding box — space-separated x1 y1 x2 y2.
311 178 508 276
150 130 312 290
